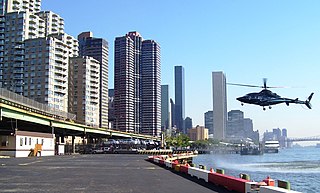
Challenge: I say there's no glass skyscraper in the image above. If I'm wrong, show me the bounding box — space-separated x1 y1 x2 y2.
161 85 169 130
174 66 185 133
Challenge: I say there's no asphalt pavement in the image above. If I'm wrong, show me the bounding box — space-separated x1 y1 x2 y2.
0 154 233 193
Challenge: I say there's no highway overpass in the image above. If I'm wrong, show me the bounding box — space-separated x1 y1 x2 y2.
0 88 159 156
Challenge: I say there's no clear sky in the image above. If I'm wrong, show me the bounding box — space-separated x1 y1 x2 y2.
42 0 320 138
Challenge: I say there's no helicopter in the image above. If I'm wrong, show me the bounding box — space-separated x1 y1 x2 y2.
228 78 314 110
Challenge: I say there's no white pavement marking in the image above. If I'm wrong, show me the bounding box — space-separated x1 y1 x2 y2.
19 160 43 166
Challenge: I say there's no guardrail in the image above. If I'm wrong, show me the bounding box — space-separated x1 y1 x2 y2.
0 88 76 120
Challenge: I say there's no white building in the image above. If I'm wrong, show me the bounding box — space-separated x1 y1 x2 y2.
212 71 227 140
23 33 78 112
0 130 54 157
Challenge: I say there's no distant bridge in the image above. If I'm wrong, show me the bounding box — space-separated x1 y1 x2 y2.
287 136 320 142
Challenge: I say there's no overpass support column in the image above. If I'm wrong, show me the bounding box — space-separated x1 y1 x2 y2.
72 135 75 154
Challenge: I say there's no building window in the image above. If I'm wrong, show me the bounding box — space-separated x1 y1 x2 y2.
20 138 23 146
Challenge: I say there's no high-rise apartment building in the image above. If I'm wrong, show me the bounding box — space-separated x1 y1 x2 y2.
127 32 142 134
3 0 41 13
36 11 64 36
204 110 213 134
114 32 161 136
1 0 43 92
114 34 135 133
212 71 227 140
23 33 78 112
140 40 161 136
68 56 100 126
0 0 79 114
174 65 185 133
78 31 109 129
2 11 45 94
161 85 169 130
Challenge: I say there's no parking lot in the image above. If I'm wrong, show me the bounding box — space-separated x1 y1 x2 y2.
0 154 230 193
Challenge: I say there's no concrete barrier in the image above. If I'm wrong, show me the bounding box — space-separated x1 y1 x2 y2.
148 154 302 193
165 160 172 168
188 167 210 182
260 186 302 193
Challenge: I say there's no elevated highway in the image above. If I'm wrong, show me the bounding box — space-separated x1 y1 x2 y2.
0 88 159 142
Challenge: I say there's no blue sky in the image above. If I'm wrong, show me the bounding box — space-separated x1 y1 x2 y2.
42 0 320 138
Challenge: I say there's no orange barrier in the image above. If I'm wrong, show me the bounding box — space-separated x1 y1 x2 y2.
179 165 189 174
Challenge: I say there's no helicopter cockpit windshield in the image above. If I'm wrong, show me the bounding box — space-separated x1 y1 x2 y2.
260 89 280 98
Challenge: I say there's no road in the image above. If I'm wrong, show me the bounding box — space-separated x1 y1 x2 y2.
0 154 233 193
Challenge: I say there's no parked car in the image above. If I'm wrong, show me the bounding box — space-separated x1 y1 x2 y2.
92 147 104 154
104 139 120 145
103 147 111 153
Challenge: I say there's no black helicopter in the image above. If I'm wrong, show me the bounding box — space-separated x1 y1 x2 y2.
228 78 314 110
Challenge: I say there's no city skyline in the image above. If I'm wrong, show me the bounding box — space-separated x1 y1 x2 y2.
40 1 320 138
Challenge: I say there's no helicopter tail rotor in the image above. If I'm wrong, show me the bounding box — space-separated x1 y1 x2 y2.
305 93 314 109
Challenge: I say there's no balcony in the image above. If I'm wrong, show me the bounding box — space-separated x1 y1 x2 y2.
13 63 24 68
54 69 67 77
15 56 24 61
54 87 66 94
54 75 67 82
13 69 24 74
13 75 23 80
14 50 24 55
90 79 99 84
90 84 99 89
14 45 24 49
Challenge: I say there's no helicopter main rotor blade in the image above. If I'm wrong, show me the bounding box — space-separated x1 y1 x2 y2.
227 82 284 89
227 83 262 88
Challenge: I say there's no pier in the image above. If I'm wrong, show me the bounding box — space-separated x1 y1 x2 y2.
0 154 231 193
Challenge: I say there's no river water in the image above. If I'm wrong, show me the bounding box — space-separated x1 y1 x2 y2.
192 147 320 193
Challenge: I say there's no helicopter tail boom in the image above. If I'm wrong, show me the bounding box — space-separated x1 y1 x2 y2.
305 93 314 109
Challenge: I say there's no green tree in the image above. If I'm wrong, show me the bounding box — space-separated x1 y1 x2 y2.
165 134 190 148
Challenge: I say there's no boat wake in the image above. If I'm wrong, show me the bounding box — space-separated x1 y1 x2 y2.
229 161 320 174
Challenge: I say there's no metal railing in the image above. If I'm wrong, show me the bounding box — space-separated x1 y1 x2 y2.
0 88 76 120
